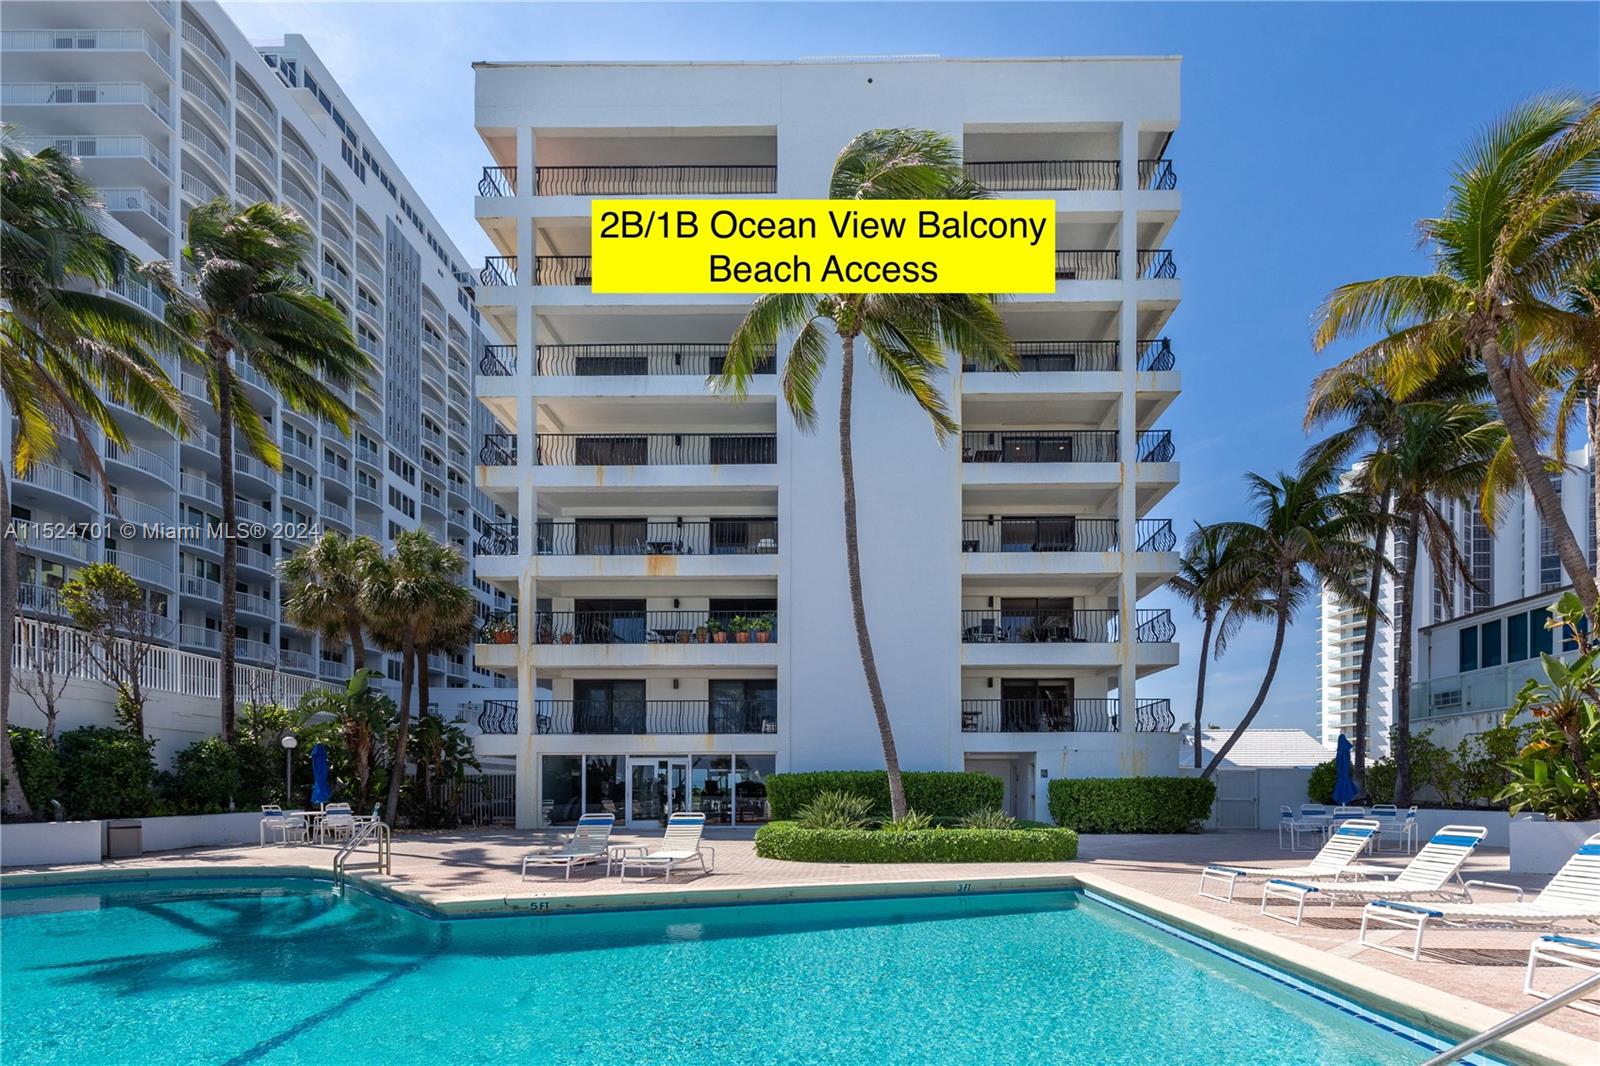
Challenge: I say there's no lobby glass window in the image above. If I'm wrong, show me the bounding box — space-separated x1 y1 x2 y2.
1507 612 1529 663
1480 619 1502 669
1532 608 1555 655
583 755 626 818
734 755 775 824
540 755 582 825
691 755 733 825
1458 625 1478 672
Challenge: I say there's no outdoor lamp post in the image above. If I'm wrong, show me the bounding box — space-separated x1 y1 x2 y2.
282 735 298 804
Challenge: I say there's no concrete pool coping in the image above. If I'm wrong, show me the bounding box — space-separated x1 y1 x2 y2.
4 862 1592 1065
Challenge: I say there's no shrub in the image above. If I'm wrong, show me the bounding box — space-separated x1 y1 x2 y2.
7 727 63 814
754 822 1078 863
767 771 1002 820
881 810 933 832
1047 776 1215 833
56 727 156 819
164 738 244 814
958 807 1017 830
1363 759 1397 805
795 790 874 830
1306 760 1337 804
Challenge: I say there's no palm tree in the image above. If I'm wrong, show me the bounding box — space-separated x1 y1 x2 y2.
1 128 190 816
1314 94 1600 610
281 532 381 673
715 128 1015 819
1358 401 1504 802
1169 523 1272 768
364 530 473 826
1202 448 1379 779
150 200 370 742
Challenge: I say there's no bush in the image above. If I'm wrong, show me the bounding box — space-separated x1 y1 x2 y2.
795 790 874 830
1307 760 1337 804
767 771 1002 820
56 727 156 819
1047 777 1215 833
881 810 933 832
755 821 1078 863
7 727 63 814
959 807 1017 830
163 738 244 814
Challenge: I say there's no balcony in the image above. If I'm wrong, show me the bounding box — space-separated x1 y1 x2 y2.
959 430 1173 464
534 343 775 377
533 165 777 196
961 339 1175 374
534 433 776 466
321 181 353 216
959 608 1174 644
478 166 516 196
180 18 227 75
103 438 174 482
480 256 516 286
180 71 228 127
283 137 317 179
960 517 1174 553
2 28 172 74
1138 159 1178 191
535 700 777 736
17 463 99 506
1050 250 1180 281
31 135 168 178
2 82 172 126
960 698 1174 733
535 610 777 645
179 624 221 651
965 160 1120 191
236 128 276 172
478 698 518 734
182 120 227 173
537 519 777 556
480 345 516 376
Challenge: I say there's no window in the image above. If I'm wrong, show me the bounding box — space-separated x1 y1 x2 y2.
1540 476 1564 590
1532 608 1554 655
709 679 777 733
1480 618 1502 669
1466 502 1492 612
1458 625 1478 672
1507 611 1529 663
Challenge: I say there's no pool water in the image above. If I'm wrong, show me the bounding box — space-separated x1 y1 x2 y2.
2 878 1472 1065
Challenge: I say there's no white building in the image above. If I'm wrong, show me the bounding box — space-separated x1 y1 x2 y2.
1317 457 1593 754
1 0 514 731
470 56 1184 827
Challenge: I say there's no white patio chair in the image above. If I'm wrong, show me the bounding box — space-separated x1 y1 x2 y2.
1525 935 1600 1016
321 802 357 844
1200 820 1391 903
1374 806 1419 852
1260 824 1488 925
522 813 615 880
618 811 714 882
1277 806 1323 851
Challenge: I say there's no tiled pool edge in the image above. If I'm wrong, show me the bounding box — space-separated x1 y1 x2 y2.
4 863 1592 1065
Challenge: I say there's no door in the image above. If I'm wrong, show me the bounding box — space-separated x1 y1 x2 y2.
1213 770 1256 829
627 757 689 827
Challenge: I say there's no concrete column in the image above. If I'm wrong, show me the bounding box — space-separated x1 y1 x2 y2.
515 127 535 284
1116 119 1141 732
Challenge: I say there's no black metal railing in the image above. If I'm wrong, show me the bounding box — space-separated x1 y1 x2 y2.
480 255 516 286
1135 698 1176 731
535 255 593 286
535 164 778 196
1136 518 1177 551
534 610 777 645
534 343 776 377
1138 249 1177 279
1138 159 1177 191
478 166 517 197
479 432 518 465
478 610 517 644
964 340 1120 373
537 519 777 556
961 517 1119 552
960 608 1173 644
963 160 1120 191
1139 429 1175 462
476 521 519 556
1137 338 1176 371
962 698 1174 733
535 699 778 735
480 345 516 376
1055 250 1119 280
961 430 1115 463
478 699 518 734
534 433 776 466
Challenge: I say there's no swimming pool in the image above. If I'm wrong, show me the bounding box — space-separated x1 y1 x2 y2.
1 877 1491 1065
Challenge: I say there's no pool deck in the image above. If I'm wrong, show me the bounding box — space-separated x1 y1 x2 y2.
5 828 1596 1063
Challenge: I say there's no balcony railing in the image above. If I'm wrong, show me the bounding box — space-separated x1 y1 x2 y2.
535 700 778 735
534 343 775 377
1137 249 1177 280
534 433 777 466
479 698 518 734
476 521 518 557
534 165 777 196
536 519 777 556
535 256 592 286
2 28 172 72
961 698 1174 733
959 517 1173 553
479 432 518 465
480 345 516 376
959 608 1174 644
1137 338 1176 371
1055 250 1119 280
964 160 1119 191
478 166 516 197
959 430 1174 464
534 610 777 645
480 256 516 286
1138 159 1178 191
961 339 1177 374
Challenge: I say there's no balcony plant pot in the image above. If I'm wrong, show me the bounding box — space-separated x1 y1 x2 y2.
560 633 574 645
712 632 727 644
754 631 770 644
695 627 709 643
676 630 690 644
735 631 750 644
493 631 514 645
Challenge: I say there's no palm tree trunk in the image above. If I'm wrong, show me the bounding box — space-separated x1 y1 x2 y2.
0 466 32 818
1589 383 1598 584
1352 490 1392 782
215 355 238 743
1202 581 1291 779
1480 333 1597 608
347 613 366 673
837 333 907 820
1392 512 1422 805
1191 612 1215 769
384 639 415 825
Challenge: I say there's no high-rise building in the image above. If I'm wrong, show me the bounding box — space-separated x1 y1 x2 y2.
1 0 513 729
471 57 1184 827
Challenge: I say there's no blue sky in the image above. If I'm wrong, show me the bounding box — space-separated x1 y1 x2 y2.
226 1 1599 734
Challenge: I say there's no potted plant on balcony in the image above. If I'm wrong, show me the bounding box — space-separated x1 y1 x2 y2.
706 618 727 644
751 615 774 643
676 627 691 644
536 617 554 644
731 615 752 643
695 622 709 644
484 617 515 644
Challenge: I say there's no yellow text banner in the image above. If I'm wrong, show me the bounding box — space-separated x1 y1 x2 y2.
590 200 1056 294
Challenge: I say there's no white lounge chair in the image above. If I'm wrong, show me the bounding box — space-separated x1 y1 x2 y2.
1525 934 1600 1016
521 813 615 880
1200 820 1391 903
1277 805 1326 851
1260 825 1488 925
618 811 714 882
1359 833 1600 960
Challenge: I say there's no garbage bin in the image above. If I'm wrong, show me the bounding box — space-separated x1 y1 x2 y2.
105 819 142 859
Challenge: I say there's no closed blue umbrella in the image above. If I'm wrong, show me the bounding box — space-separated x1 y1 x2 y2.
310 743 333 806
1332 733 1358 805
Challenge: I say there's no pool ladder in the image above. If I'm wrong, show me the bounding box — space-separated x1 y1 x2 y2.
1419 971 1599 1064
333 817 391 886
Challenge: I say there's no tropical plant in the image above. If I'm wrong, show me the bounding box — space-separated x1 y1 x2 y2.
296 669 393 812
1202 448 1379 778
404 711 479 828
1 127 190 817
1169 522 1273 768
60 562 166 736
148 199 369 743
281 532 381 673
715 128 1016 818
1499 592 1600 820
880 809 934 833
795 789 874 830
956 807 1017 830
364 530 474 825
1313 94 1600 611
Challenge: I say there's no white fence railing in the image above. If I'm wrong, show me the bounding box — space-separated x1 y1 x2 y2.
462 773 516 825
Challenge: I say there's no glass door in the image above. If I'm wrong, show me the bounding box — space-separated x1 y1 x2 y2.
626 757 689 827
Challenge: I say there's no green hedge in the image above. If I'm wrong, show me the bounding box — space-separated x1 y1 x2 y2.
767 771 1003 820
754 821 1078 862
57 727 157 819
1046 776 1215 833
7 727 63 812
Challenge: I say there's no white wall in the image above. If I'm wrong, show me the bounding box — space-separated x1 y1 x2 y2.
9 676 227 767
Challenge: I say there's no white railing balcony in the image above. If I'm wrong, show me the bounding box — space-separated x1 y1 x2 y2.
320 260 352 291
281 437 317 464
236 545 274 572
236 638 275 664
422 362 446 390
236 498 271 526
284 183 318 221
31 135 169 177
180 71 228 125
181 18 227 74
182 120 227 170
104 548 173 585
236 591 273 618
321 460 350 484
355 481 381 504
319 658 351 680
356 439 383 467
282 137 316 177
235 175 271 205
180 573 223 600
181 171 222 204
112 496 170 530
356 258 383 289
236 128 276 171
356 216 383 250
354 518 382 539
323 499 351 525
2 29 172 72
281 478 316 505
103 438 175 482
179 624 222 651
18 462 99 505
321 181 352 215
111 276 167 317
236 362 272 391
3 82 172 125
279 648 315 674
421 425 445 450
179 472 221 504
235 452 274 483
100 187 172 229
421 393 446 419
357 334 380 359
236 83 275 127
420 455 444 480
356 291 382 320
